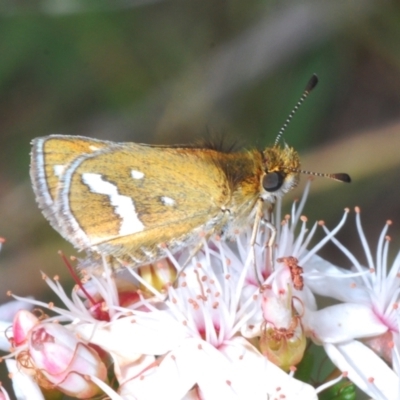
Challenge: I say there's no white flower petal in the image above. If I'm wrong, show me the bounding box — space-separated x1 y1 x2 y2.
220 337 317 400
119 336 317 400
325 341 400 400
305 257 370 303
0 299 34 322
75 311 187 358
0 321 11 351
114 354 156 384
304 303 387 343
119 338 204 400
5 359 44 400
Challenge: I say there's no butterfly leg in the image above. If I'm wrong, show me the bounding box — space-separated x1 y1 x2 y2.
250 200 278 283
259 200 278 273
250 199 264 247
249 198 265 284
263 218 277 271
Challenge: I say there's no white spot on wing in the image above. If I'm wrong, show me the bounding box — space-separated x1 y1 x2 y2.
131 170 145 180
160 196 176 207
53 164 65 178
81 173 144 235
89 145 100 151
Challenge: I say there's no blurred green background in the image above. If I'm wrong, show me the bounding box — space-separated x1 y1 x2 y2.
1 0 400 397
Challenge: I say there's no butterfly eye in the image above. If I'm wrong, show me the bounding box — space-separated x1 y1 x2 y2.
262 172 284 192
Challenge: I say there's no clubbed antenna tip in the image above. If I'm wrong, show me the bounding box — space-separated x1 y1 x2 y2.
331 173 351 183
305 74 319 93
274 74 319 146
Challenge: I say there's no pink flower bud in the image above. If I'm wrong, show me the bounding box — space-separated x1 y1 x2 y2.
27 323 107 399
12 310 39 347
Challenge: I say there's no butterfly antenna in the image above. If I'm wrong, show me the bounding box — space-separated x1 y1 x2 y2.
288 168 351 183
274 74 319 146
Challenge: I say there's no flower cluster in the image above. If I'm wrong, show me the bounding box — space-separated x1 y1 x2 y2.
1 183 400 399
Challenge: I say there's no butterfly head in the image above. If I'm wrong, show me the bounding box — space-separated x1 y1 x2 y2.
260 144 301 201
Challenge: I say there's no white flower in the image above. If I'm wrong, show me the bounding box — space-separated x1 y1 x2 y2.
303 207 400 400
76 247 318 399
238 183 349 341
305 207 400 342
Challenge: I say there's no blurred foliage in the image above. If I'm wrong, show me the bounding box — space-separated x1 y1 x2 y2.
1 0 400 398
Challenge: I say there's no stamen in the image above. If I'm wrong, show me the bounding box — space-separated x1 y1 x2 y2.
300 208 349 265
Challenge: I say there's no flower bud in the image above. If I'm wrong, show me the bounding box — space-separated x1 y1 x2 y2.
12 310 39 347
259 317 306 371
259 264 306 370
28 323 107 399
